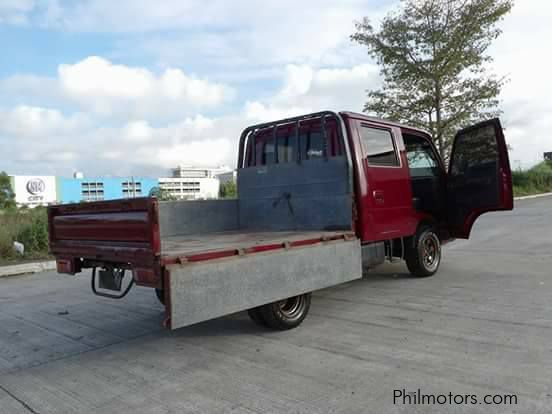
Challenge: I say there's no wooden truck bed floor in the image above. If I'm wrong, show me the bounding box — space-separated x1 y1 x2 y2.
160 230 354 264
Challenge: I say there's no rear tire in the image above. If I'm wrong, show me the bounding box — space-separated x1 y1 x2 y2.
257 293 312 330
406 226 441 277
155 288 165 305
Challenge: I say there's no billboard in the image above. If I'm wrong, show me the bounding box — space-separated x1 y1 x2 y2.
13 176 57 206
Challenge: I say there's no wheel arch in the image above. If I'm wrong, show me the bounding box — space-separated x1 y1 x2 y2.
407 217 439 249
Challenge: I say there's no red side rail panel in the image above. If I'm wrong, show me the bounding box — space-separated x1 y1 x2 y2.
48 197 161 286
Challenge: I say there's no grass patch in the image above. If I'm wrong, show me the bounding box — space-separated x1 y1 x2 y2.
0 207 51 265
512 161 552 197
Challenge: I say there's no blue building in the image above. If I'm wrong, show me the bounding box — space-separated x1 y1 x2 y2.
58 177 159 204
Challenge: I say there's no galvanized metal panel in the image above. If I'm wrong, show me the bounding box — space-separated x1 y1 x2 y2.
158 199 239 238
237 157 353 231
168 238 362 329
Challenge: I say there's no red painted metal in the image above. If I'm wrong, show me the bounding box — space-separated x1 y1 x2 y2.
132 267 161 288
447 118 513 238
341 113 421 242
56 257 79 274
53 211 150 241
48 197 161 282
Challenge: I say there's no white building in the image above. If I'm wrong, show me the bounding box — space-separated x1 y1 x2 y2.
215 170 237 184
159 166 228 200
9 175 58 207
171 165 232 179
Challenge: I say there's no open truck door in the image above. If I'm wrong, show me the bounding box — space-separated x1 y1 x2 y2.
447 118 513 239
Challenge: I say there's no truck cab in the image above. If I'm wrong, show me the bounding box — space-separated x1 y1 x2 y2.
238 111 513 275
48 111 513 330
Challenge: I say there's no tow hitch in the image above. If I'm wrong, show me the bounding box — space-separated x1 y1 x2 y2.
91 266 135 299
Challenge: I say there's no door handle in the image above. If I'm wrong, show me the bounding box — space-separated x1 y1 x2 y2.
373 190 385 204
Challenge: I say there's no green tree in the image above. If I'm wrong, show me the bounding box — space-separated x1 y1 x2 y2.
219 181 237 199
0 171 16 210
149 187 177 201
352 0 512 158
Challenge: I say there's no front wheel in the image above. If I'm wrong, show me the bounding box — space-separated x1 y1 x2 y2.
405 226 441 277
248 293 312 330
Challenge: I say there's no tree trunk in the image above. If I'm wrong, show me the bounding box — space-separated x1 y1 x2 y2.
434 82 445 159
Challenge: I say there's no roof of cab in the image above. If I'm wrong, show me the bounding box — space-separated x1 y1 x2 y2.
339 111 431 136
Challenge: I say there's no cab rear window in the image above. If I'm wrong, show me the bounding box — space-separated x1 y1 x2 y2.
245 119 343 167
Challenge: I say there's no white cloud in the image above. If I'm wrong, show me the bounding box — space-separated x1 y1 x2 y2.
7 0 390 71
0 105 87 137
0 104 243 176
59 57 154 99
489 0 552 167
244 101 312 122
121 120 153 143
245 63 380 123
0 56 234 121
57 56 234 118
0 0 35 24
0 105 91 174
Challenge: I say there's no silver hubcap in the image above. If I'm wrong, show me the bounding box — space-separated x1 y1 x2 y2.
421 233 440 271
278 296 304 319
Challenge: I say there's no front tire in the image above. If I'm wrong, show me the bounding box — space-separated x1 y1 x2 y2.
406 226 441 277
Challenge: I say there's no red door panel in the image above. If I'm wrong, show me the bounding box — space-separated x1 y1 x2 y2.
447 118 513 239
355 121 415 241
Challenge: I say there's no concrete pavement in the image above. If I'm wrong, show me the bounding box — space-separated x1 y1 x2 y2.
0 197 551 413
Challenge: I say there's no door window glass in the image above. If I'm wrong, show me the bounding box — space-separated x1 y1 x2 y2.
360 126 399 166
405 136 440 177
450 124 498 177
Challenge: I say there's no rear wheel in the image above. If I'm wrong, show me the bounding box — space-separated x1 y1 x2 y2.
254 293 312 330
406 226 441 277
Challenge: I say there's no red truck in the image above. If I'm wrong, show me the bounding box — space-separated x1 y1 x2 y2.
48 111 513 330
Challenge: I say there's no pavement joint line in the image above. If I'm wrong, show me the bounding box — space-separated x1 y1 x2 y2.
0 383 40 414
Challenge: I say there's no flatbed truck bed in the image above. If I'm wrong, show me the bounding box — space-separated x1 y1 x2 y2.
49 195 362 330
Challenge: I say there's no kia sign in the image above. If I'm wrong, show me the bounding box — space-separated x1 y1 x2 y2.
13 176 57 206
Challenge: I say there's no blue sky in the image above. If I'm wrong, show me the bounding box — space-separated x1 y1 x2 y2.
0 0 549 176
